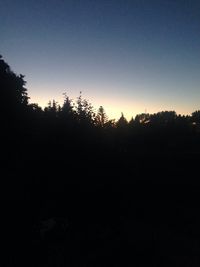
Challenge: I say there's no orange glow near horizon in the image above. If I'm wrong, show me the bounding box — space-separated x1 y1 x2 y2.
29 89 194 122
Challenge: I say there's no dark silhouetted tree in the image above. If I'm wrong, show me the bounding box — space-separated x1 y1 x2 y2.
150 111 177 125
96 106 108 127
29 103 43 114
116 113 128 128
0 55 29 119
76 91 95 125
191 110 200 124
135 113 150 124
61 93 75 117
44 100 60 118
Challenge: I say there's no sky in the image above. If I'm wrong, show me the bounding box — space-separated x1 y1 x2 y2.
1 0 200 120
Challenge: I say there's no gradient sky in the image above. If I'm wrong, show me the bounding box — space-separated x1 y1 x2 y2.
1 0 200 120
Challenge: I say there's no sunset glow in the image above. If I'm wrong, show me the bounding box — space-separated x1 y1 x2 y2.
1 0 200 120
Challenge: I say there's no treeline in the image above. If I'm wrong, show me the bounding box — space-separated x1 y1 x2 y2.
1 54 200 172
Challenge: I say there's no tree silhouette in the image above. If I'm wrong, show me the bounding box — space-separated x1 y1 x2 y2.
61 93 75 118
44 100 60 117
0 55 29 116
116 113 128 128
150 111 177 126
191 110 200 124
135 113 150 124
2 54 200 267
76 92 95 125
96 106 108 127
0 54 31 153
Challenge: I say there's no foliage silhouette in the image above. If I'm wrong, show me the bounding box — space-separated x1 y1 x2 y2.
0 55 28 120
2 55 200 267
96 106 108 127
1 54 200 171
191 110 200 123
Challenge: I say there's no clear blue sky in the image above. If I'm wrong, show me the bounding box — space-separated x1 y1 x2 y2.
1 0 200 120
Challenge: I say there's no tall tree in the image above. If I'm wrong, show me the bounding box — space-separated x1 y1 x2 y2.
61 93 74 117
76 92 95 125
96 106 108 127
0 55 29 117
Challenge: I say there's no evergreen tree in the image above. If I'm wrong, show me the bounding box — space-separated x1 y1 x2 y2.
76 92 95 125
96 106 108 127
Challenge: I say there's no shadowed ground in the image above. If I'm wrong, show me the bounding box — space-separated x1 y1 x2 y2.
2 151 200 266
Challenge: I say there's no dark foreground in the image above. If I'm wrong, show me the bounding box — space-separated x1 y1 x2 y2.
2 152 200 267
2 53 200 266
